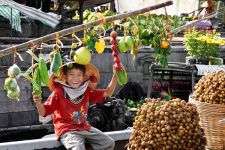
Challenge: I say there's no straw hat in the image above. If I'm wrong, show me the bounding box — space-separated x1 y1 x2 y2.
49 62 100 91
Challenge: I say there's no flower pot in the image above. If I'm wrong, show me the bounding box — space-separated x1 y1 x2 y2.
196 58 209 65
209 57 223 65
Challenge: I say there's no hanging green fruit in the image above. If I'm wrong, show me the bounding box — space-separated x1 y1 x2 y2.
125 36 134 50
39 57 49 86
4 78 18 91
8 64 21 78
7 86 20 101
50 51 62 77
74 47 91 65
118 38 128 53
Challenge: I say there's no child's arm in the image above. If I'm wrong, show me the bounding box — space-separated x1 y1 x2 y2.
33 92 46 117
103 71 117 97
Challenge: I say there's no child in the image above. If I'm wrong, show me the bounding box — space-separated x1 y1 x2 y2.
33 62 117 150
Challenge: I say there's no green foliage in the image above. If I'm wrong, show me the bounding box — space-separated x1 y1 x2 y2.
81 9 117 31
184 28 225 59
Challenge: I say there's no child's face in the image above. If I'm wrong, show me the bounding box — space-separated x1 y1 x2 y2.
65 68 84 88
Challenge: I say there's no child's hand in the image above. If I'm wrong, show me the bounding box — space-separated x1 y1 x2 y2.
32 92 42 105
113 67 117 74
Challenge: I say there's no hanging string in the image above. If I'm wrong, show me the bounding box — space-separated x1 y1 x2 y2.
164 6 172 41
55 32 63 50
145 12 149 27
128 17 138 36
13 48 24 64
72 33 75 44
13 48 16 64
39 43 43 57
84 24 88 35
31 43 35 77
55 32 59 44
101 26 106 39
72 33 82 46
83 25 88 46
123 15 130 37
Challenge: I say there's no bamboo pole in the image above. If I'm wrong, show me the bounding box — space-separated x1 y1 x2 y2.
0 1 173 57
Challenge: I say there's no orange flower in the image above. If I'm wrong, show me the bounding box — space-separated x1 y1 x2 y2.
160 40 170 49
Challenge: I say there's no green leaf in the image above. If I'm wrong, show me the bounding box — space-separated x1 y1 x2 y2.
87 40 95 50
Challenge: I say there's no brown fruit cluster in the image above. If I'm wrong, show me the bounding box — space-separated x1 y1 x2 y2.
127 98 206 150
192 71 225 104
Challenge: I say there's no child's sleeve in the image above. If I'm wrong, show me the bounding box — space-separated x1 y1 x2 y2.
89 89 105 104
43 90 60 117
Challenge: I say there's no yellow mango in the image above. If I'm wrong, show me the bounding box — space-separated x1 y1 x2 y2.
95 39 105 54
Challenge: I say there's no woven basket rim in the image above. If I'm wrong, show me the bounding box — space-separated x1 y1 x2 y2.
189 95 225 109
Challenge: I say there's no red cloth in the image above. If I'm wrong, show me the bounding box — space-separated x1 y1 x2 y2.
43 86 105 139
89 75 98 83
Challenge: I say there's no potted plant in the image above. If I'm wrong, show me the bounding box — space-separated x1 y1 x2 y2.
184 28 225 65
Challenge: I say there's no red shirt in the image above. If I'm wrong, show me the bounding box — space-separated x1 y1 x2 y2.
43 86 105 139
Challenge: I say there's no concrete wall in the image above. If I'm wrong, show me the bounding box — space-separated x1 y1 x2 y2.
0 71 39 128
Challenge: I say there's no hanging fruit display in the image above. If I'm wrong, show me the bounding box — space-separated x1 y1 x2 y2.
116 11 185 67
81 9 117 31
1 2 188 109
23 47 52 99
4 64 21 101
110 31 128 86
23 63 42 99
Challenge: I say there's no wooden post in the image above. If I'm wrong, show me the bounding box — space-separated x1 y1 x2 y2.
0 1 173 57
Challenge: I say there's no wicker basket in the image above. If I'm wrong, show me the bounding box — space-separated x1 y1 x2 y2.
189 97 225 150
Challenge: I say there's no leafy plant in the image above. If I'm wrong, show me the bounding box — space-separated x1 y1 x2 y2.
184 28 225 59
